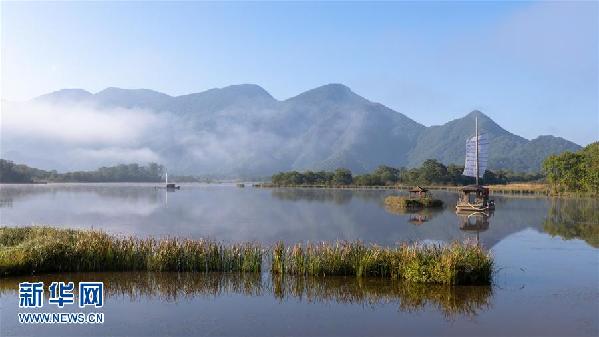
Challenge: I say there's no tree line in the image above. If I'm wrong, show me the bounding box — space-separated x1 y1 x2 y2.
271 159 543 187
542 142 598 195
0 160 165 183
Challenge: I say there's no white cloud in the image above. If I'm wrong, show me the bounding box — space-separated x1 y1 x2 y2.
69 147 160 163
1 100 166 170
1 101 159 145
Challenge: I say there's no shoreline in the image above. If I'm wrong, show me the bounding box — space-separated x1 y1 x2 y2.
254 183 596 197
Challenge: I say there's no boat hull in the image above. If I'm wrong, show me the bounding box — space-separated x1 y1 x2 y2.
455 203 494 212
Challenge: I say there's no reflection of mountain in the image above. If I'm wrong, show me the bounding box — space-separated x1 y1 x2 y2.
0 184 164 223
3 185 595 251
0 184 163 204
0 272 492 318
271 188 383 204
543 198 599 248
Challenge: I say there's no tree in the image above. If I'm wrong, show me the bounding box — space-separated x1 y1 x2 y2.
332 168 353 185
543 142 598 194
373 165 400 185
416 159 448 184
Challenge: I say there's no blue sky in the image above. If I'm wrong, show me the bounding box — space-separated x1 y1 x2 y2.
2 1 597 145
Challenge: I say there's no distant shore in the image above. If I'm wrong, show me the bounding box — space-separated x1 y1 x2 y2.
254 182 551 194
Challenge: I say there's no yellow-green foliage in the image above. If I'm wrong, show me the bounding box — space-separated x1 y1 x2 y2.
543 142 599 195
0 227 492 285
0 227 262 275
384 196 443 209
271 241 492 285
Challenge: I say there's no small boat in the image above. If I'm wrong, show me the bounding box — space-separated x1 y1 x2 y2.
165 171 180 190
456 185 495 212
456 116 494 212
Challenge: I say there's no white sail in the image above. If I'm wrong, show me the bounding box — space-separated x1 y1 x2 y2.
463 133 488 178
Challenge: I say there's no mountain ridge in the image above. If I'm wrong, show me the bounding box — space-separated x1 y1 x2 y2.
10 84 582 175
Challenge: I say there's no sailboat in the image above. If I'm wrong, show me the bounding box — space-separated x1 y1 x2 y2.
456 117 495 212
165 170 180 190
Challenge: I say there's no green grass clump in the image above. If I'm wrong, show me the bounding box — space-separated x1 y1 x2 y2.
0 227 262 275
271 241 492 285
0 227 492 285
384 196 443 209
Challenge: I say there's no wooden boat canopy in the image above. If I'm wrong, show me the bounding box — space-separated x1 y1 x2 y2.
409 186 430 198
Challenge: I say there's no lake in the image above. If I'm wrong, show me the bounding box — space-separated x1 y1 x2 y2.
0 183 597 336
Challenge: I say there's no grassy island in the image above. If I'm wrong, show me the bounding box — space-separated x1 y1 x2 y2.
271 241 491 285
384 195 443 209
0 227 263 275
0 227 492 285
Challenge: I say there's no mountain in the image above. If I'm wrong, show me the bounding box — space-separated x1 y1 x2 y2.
406 111 581 171
3 84 581 176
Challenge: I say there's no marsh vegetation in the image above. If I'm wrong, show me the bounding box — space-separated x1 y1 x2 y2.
384 195 444 210
271 241 492 285
0 227 492 285
0 227 263 275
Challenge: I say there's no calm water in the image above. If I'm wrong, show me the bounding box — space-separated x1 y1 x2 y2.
0 183 597 336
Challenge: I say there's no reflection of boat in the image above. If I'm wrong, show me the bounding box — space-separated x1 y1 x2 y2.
383 203 442 225
457 212 491 232
458 211 492 245
408 213 430 225
456 117 494 212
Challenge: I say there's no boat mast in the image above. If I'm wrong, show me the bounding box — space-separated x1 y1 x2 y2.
475 116 479 186
166 170 168 185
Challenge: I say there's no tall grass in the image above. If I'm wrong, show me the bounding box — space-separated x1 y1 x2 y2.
0 227 262 275
384 196 443 209
271 241 492 285
0 227 492 285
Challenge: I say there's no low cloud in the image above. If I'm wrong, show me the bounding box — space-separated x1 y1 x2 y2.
1 100 164 171
2 101 159 145
0 98 289 175
69 147 161 163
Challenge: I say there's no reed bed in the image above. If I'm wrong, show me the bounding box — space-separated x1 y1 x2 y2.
271 241 492 285
0 227 262 275
384 196 443 209
486 183 548 194
0 227 492 285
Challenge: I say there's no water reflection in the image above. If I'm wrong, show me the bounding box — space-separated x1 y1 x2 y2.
271 274 492 319
0 272 492 319
383 206 444 225
457 212 491 231
457 212 492 245
0 184 597 250
0 184 163 203
271 188 385 204
543 198 599 248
